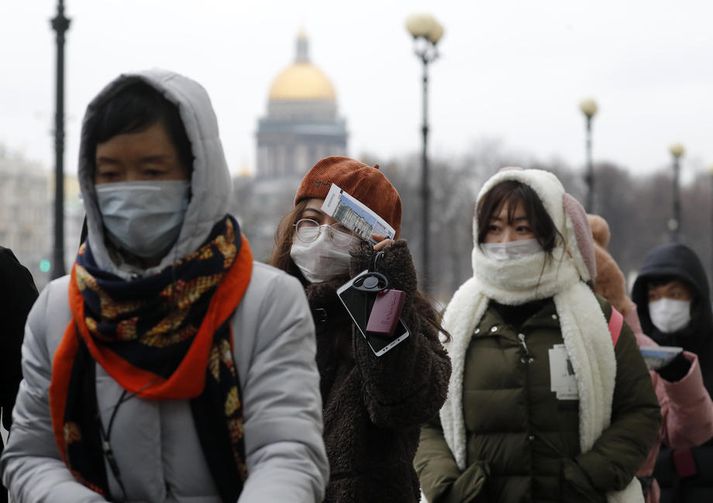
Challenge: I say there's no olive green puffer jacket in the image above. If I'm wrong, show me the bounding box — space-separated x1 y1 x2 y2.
416 298 661 503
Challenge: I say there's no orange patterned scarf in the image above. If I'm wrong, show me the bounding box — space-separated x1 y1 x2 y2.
50 215 252 502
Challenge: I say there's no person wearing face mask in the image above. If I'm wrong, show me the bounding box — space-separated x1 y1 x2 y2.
270 156 451 503
415 168 660 503
585 216 713 503
1 71 328 503
631 243 713 503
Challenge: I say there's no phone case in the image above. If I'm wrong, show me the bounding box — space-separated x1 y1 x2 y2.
336 270 410 357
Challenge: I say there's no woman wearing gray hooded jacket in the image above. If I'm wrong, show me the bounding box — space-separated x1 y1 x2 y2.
1 70 328 503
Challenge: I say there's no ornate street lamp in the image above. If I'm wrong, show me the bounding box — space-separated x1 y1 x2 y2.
668 143 685 242
406 13 444 288
51 0 70 278
579 98 598 212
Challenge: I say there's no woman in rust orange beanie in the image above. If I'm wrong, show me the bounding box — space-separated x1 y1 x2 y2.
270 156 451 503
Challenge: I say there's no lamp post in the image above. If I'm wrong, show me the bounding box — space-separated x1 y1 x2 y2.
50 0 70 279
579 98 598 212
406 13 444 288
668 143 685 242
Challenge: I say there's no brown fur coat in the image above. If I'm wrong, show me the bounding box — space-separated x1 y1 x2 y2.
304 240 451 503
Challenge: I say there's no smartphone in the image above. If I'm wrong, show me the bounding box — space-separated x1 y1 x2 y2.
336 270 410 357
639 346 683 371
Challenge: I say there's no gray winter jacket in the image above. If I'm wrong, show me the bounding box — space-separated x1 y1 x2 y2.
0 69 328 502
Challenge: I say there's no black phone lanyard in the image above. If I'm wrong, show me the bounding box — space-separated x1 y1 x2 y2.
98 389 131 502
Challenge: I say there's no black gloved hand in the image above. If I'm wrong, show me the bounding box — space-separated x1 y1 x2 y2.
656 351 691 382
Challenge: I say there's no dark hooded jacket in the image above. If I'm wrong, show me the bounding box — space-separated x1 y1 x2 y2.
0 247 37 503
632 243 713 503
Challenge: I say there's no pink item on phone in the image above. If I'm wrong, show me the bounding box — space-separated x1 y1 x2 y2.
366 289 405 337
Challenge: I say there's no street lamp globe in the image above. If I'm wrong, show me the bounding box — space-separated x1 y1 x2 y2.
579 98 598 119
669 143 685 159
406 13 437 39
406 13 444 46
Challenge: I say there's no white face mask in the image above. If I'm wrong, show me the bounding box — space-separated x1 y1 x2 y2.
482 238 543 261
648 298 692 334
96 180 190 259
290 230 360 283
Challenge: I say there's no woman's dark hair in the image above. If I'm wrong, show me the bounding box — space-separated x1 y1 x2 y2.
476 180 560 252
269 200 450 341
85 79 194 172
270 200 308 279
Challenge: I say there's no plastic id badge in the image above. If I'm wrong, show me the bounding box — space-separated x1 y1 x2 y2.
336 270 410 357
548 344 579 400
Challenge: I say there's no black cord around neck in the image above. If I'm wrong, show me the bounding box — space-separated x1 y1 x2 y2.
97 389 131 502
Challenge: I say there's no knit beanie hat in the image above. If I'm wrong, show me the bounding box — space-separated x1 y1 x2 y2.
294 156 402 238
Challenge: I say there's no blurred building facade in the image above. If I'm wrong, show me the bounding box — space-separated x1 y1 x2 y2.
0 147 85 289
256 31 348 179
0 148 50 285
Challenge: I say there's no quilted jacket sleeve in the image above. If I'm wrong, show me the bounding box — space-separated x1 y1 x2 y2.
1 280 110 503
415 416 488 503
349 240 452 429
238 269 329 503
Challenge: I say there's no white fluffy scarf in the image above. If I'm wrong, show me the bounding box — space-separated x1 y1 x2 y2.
438 169 643 503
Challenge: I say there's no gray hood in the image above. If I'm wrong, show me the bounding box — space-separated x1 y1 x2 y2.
78 69 232 278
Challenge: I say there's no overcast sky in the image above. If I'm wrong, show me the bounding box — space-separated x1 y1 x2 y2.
2 1 713 178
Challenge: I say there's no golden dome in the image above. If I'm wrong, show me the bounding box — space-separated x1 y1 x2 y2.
269 63 335 101
268 32 336 102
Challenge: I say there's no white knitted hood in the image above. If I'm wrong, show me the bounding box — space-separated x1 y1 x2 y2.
471 167 591 284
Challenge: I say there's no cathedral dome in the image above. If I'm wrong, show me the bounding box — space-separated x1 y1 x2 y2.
268 32 336 102
269 64 335 101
